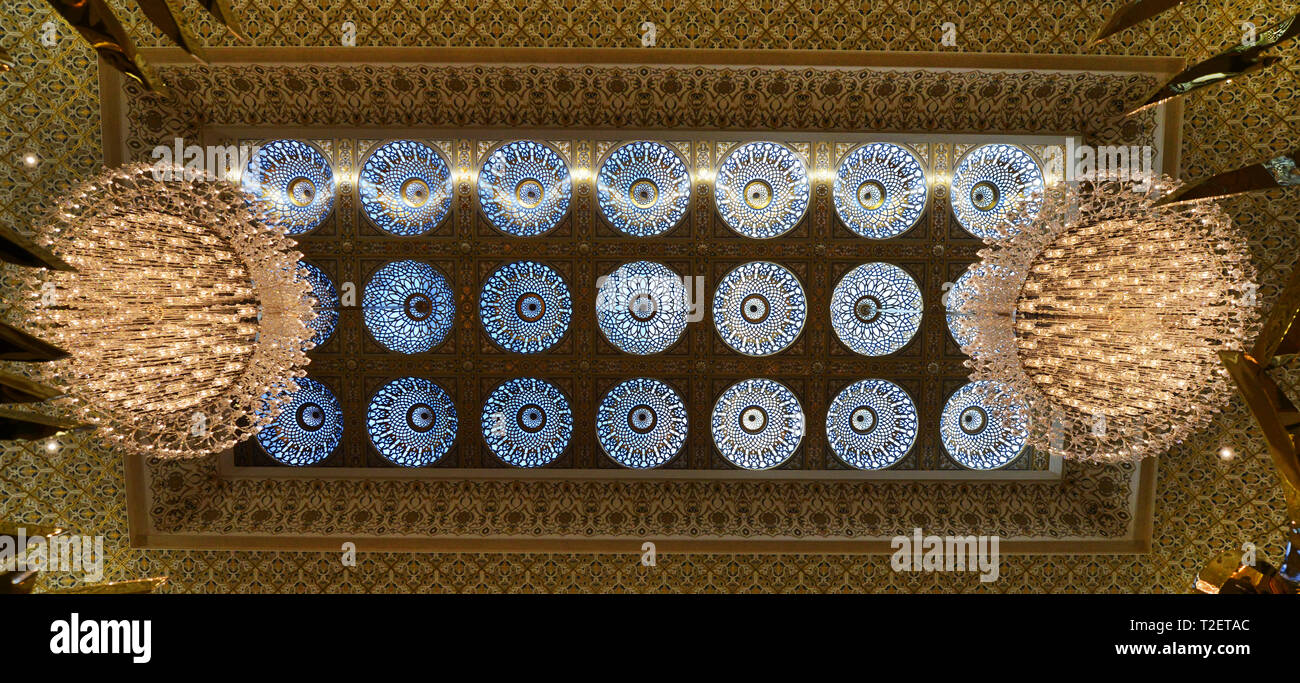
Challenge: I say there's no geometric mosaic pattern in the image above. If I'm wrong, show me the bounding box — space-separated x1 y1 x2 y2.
0 0 1296 594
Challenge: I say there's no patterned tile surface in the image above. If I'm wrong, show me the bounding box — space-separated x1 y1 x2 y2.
0 0 1296 592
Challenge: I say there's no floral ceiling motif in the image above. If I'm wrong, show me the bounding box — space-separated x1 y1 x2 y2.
0 0 1295 593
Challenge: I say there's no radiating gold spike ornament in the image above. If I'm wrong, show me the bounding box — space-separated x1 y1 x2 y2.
15 164 316 458
1157 148 1300 206
0 222 76 271
1124 14 1299 117
0 320 70 361
1221 256 1300 508
0 407 85 441
45 577 169 594
1125 54 1282 117
135 0 209 63
1213 260 1300 594
41 0 169 95
0 370 64 403
1 519 166 595
191 0 245 41
952 179 1258 463
1091 0 1184 44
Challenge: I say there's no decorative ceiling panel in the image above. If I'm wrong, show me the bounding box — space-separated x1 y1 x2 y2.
100 55 1167 552
1 0 1295 593
208 130 1086 477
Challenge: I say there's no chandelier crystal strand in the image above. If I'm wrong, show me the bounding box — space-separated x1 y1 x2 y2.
956 178 1258 463
21 164 316 458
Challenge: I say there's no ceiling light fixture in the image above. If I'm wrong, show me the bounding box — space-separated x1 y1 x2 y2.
19 164 316 458
952 178 1258 463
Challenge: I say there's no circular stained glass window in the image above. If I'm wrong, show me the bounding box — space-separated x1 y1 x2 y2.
481 377 573 468
479 260 572 354
714 141 810 238
713 261 807 356
366 377 457 467
256 377 343 466
833 142 928 239
830 262 923 356
477 140 572 237
241 139 335 235
826 379 918 470
711 378 804 470
596 261 688 355
597 140 692 237
596 378 688 469
297 261 339 349
950 143 1044 240
940 381 1029 470
358 139 454 236
363 260 455 354
945 261 1013 349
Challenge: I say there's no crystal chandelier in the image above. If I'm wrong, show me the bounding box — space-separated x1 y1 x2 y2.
15 165 316 458
953 178 1258 462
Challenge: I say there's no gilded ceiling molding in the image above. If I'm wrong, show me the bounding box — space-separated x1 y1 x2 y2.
1 0 1292 592
102 51 1170 554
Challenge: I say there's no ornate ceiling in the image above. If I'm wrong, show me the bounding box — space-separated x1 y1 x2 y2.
1 0 1297 592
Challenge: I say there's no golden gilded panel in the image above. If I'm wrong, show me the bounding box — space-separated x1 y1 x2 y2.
0 0 1295 592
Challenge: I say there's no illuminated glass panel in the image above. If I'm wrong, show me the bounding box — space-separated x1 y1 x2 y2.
481 377 573 468
297 261 339 349
833 142 928 239
241 139 335 235
830 262 923 356
596 141 692 237
714 141 810 238
358 139 454 236
713 261 806 356
711 378 804 470
950 143 1044 240
477 140 572 236
256 377 344 466
362 260 455 354
940 381 1030 470
479 260 572 354
366 377 457 467
826 379 918 470
596 378 688 469
596 261 688 355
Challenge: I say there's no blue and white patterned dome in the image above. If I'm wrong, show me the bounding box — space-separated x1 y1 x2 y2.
363 260 455 354
596 378 688 469
479 260 572 354
714 141 810 238
256 377 343 466
833 142 928 239
366 377 457 467
826 379 918 470
713 261 807 356
297 261 339 349
481 377 573 468
940 381 1030 470
830 262 923 356
597 141 692 237
945 261 1013 349
711 378 804 470
950 143 1044 240
241 139 335 235
358 139 454 236
596 261 688 355
477 140 571 236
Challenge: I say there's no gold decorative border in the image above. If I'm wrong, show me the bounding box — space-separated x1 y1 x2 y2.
126 454 1154 554
105 49 1171 554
